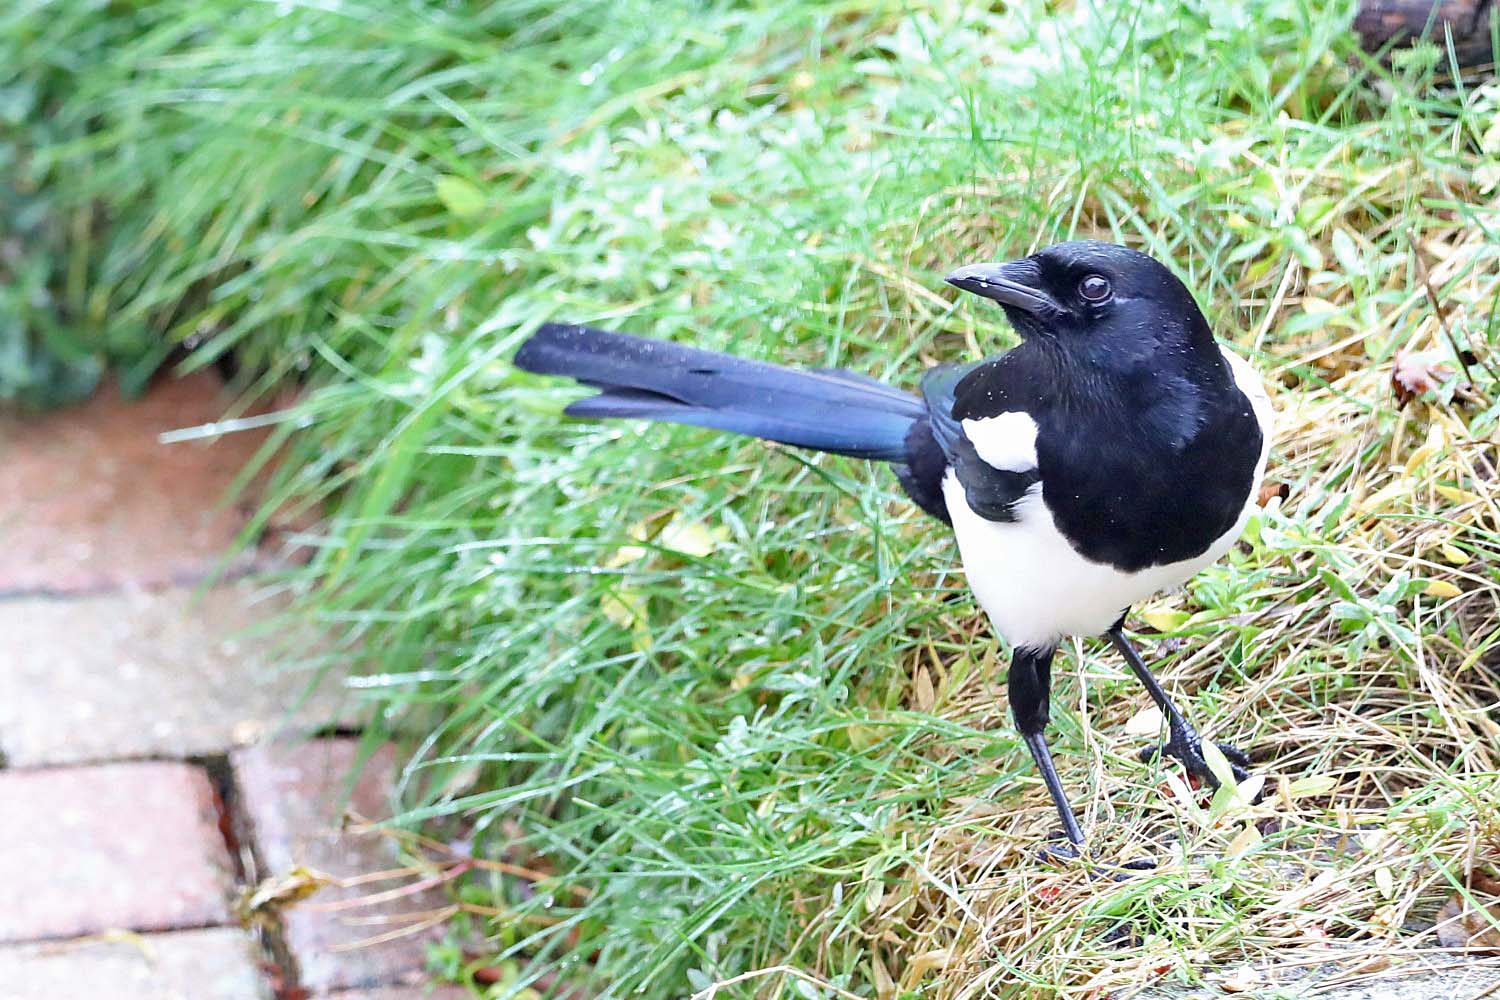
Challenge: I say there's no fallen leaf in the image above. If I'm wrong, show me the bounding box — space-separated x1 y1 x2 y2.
235 866 335 926
1436 485 1482 505
1217 964 1265 993
1375 864 1394 899
1226 823 1261 858
657 517 724 558
1392 349 1455 407
1286 774 1338 798
1424 579 1462 599
913 666 935 712
1123 704 1166 737
1435 885 1500 952
1257 481 1290 506
872 951 896 1000
1404 424 1446 474
906 950 950 978
1440 543 1471 566
434 175 487 218
1139 606 1190 632
601 587 652 652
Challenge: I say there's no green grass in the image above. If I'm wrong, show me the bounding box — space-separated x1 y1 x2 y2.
16 0 1500 996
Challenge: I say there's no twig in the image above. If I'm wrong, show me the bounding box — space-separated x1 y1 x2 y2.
1408 230 1494 391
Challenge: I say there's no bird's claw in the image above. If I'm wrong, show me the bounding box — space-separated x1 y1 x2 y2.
1037 832 1157 880
1037 832 1083 866
1138 724 1253 788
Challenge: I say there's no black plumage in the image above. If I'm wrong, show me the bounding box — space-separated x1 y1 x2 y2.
513 240 1274 854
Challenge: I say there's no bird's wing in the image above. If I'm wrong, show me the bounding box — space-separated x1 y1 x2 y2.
921 354 1046 523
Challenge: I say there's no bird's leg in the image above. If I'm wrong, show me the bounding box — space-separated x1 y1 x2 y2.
1009 645 1086 848
1107 621 1251 788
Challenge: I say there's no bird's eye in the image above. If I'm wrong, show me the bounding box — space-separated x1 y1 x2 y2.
1078 274 1112 303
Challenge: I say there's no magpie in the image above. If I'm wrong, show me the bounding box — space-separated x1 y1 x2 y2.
514 240 1274 848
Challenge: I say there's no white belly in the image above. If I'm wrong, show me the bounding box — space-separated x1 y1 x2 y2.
946 345 1273 651
944 474 1245 649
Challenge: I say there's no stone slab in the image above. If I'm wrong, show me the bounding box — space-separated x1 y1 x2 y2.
0 762 234 942
233 739 448 993
0 580 345 767
0 373 273 596
1134 951 1500 998
0 928 271 1000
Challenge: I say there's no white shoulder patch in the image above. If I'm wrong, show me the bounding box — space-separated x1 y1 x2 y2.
961 411 1039 472
1219 345 1275 450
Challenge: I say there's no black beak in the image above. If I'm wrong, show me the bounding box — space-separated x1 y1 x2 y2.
944 259 1058 314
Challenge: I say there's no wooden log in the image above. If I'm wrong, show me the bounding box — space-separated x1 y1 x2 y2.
1355 0 1497 69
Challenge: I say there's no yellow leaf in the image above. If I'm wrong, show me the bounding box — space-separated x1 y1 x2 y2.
658 517 723 558
602 588 644 628
601 588 652 652
434 175 487 218
1359 480 1410 514
1140 606 1190 632
1436 485 1482 505
1424 579 1462 599
1440 544 1471 566
607 512 670 567
913 666 935 712
1226 823 1261 858
1403 444 1437 476
605 543 648 568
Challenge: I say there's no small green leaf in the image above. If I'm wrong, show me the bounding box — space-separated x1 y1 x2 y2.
435 175 486 218
1318 566 1359 603
1331 229 1364 276
1201 741 1239 792
1282 226 1325 270
1288 775 1338 798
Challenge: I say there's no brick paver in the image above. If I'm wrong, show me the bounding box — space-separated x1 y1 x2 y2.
234 739 449 993
0 373 274 596
0 377 467 997
0 928 270 1000
0 762 235 942
0 581 345 767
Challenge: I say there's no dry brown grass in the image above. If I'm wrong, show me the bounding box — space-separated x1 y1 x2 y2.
842 198 1500 998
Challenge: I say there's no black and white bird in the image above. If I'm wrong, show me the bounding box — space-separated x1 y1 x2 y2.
514 240 1274 849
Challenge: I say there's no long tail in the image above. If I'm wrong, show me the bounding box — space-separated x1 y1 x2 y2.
514 323 926 462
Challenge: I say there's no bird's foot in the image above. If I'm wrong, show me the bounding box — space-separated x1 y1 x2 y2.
1036 832 1084 866
1139 723 1254 791
1037 832 1156 880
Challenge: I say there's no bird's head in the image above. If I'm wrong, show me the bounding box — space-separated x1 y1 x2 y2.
945 241 1215 363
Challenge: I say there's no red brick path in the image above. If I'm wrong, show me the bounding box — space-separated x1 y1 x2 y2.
0 375 462 998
